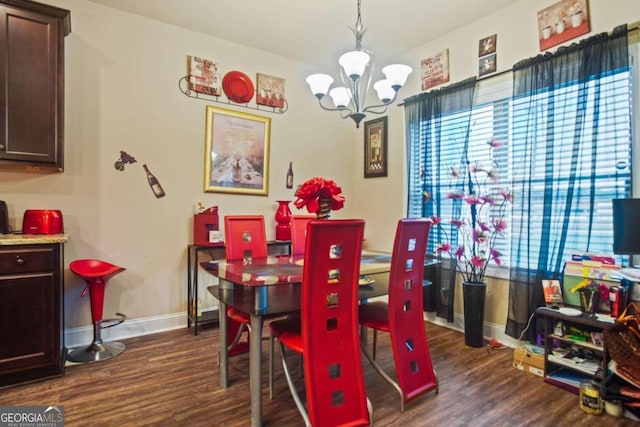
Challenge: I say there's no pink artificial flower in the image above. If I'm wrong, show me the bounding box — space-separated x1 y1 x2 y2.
480 195 495 205
469 162 483 173
471 256 485 268
447 191 465 200
486 169 499 183
499 188 513 202
478 221 491 232
487 137 503 148
490 248 502 265
436 242 451 254
493 219 507 233
451 218 465 227
454 246 465 260
464 194 482 205
429 215 442 225
450 166 462 178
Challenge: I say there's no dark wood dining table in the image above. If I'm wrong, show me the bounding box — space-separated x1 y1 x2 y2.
203 251 395 427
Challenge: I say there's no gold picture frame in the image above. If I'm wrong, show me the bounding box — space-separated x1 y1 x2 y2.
203 106 271 195
364 116 388 178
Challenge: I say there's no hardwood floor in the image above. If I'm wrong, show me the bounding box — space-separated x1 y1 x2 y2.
0 322 635 426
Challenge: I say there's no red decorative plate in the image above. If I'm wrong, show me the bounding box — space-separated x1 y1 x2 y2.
222 71 254 103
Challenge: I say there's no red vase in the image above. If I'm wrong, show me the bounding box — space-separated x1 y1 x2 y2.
275 200 292 241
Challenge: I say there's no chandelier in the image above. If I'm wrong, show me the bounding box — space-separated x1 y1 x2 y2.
305 0 412 128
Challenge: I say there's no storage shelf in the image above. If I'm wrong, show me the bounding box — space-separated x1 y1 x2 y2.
547 354 602 376
548 334 603 351
536 307 615 393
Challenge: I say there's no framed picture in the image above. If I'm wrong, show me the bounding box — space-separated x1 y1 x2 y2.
421 49 450 91
537 0 590 51
188 55 221 96
364 116 387 178
256 73 286 109
203 106 271 195
479 53 497 77
479 34 497 57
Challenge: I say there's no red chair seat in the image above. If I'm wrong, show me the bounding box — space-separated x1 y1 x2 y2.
70 259 125 280
358 301 391 332
268 317 302 353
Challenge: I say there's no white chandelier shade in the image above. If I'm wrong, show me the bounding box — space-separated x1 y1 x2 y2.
305 0 412 128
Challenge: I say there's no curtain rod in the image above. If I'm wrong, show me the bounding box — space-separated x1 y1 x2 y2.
398 22 639 107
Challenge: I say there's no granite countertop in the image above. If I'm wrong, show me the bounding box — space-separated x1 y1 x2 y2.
0 233 69 245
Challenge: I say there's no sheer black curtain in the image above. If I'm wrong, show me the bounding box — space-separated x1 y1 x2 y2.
404 77 477 322
506 26 630 340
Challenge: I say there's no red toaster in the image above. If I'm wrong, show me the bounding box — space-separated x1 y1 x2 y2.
22 210 64 234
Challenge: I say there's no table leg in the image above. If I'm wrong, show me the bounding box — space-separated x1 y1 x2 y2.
219 300 229 388
250 314 263 427
187 247 192 329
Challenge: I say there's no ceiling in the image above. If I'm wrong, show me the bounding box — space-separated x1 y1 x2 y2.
86 0 520 70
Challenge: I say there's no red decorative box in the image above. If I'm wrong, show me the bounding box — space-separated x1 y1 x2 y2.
193 210 219 246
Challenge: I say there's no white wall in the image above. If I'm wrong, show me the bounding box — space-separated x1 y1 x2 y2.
0 0 357 338
1 0 639 342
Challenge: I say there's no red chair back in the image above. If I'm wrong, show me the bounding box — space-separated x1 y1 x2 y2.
290 215 315 256
224 215 268 261
302 219 369 427
388 218 437 400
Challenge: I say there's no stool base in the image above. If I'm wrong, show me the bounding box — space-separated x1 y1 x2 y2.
67 341 126 363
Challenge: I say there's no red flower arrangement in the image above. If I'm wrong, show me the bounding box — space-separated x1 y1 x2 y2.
293 177 345 214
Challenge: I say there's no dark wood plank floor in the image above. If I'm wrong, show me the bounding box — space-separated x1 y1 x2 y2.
0 322 635 426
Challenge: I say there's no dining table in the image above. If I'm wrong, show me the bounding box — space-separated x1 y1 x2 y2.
203 251 395 427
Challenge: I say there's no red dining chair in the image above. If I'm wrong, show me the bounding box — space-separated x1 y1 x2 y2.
269 219 371 427
358 218 438 412
289 215 315 256
223 215 269 356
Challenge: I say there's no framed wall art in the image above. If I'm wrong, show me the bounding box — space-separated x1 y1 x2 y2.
479 53 497 77
256 73 286 109
421 49 450 91
537 0 590 51
479 34 497 57
364 116 388 178
203 106 271 195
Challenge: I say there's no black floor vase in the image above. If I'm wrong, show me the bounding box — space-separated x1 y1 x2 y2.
463 281 487 347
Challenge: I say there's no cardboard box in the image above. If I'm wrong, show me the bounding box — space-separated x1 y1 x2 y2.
513 346 544 377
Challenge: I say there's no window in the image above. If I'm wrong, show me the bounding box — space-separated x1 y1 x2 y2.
407 66 633 273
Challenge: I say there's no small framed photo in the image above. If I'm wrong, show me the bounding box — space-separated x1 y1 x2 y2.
479 54 497 77
364 116 387 178
479 34 497 57
203 106 271 195
256 73 286 109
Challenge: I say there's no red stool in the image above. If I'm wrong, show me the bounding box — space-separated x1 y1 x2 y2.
67 259 127 363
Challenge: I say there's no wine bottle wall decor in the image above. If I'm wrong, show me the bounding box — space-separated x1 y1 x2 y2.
143 164 166 198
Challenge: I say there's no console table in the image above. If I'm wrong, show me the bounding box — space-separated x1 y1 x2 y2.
186 241 290 335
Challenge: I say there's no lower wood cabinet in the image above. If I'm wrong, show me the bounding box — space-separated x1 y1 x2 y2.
0 243 65 387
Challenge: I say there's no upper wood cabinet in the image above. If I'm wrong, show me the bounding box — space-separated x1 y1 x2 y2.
0 0 70 172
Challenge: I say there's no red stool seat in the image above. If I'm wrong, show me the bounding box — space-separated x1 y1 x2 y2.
67 259 127 363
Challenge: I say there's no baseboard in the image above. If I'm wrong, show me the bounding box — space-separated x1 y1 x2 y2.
66 309 521 350
424 312 523 349
64 311 201 349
